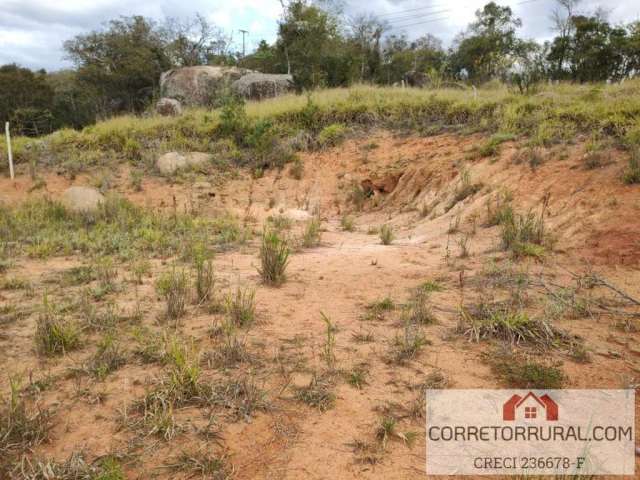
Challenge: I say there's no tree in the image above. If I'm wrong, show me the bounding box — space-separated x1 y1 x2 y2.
548 0 581 78
276 0 351 89
0 64 55 136
347 13 387 82
47 70 100 130
625 21 640 77
64 16 171 114
448 2 522 83
378 34 446 85
508 40 548 94
161 14 234 67
239 40 284 72
566 15 628 82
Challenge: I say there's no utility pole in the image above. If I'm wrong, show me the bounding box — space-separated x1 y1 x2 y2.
239 29 248 57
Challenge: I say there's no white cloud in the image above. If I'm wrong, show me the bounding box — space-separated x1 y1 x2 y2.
0 0 634 70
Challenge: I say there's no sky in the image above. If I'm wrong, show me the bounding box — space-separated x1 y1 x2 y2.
0 0 637 71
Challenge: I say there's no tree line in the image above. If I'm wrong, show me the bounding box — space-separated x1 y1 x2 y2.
1 0 639 136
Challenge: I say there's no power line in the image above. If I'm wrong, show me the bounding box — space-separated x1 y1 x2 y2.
382 9 453 25
387 16 450 31
371 0 546 32
375 3 450 19
369 0 543 21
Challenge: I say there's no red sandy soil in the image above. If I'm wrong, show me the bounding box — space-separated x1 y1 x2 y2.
1 130 639 479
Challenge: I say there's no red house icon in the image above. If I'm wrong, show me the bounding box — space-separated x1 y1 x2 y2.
503 392 558 421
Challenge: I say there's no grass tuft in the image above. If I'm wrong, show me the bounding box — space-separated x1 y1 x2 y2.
295 373 336 412
379 224 394 245
167 449 232 479
0 377 52 463
340 215 356 232
156 267 189 320
488 348 566 389
300 217 322 248
258 229 290 285
35 295 80 356
225 286 256 328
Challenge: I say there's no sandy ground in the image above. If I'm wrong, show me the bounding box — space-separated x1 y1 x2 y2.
1 130 639 478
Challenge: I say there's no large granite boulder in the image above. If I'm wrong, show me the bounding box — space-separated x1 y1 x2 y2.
160 66 254 107
231 73 294 100
156 152 212 175
62 186 105 213
156 97 183 116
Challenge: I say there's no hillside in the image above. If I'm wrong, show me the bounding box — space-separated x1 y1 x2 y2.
1 84 640 479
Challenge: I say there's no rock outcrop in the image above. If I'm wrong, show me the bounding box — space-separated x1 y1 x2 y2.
160 67 294 107
160 66 253 107
156 151 212 175
156 97 183 116
61 186 105 213
231 73 294 100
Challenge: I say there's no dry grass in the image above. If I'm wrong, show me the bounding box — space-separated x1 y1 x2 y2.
295 373 336 412
35 295 80 356
488 348 566 389
0 377 53 466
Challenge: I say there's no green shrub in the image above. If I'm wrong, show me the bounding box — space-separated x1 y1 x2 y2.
318 123 348 148
218 94 249 142
477 132 515 157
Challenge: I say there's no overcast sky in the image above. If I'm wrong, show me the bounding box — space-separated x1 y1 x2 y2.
0 0 637 71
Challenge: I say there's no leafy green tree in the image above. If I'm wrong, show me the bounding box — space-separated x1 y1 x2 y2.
347 14 386 83
548 0 582 79
239 40 285 73
47 70 100 130
508 40 548 94
64 16 171 114
449 2 522 83
378 34 446 85
0 64 55 136
548 14 631 82
276 1 351 89
625 21 640 76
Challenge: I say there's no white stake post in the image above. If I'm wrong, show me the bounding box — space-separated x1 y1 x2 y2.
5 121 14 180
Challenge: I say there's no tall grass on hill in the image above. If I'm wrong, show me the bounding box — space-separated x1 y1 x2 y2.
3 82 640 171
